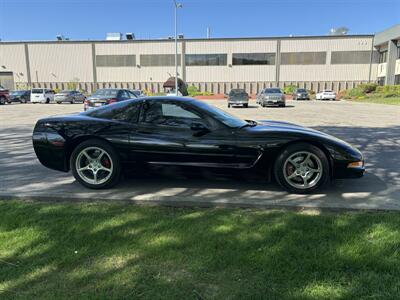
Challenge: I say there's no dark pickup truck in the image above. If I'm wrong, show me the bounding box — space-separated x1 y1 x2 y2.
0 86 10 105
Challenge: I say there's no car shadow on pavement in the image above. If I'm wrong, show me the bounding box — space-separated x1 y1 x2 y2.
0 125 399 210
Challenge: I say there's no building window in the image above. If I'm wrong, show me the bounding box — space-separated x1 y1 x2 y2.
232 53 276 65
140 54 181 67
378 51 388 63
377 77 385 86
96 55 136 67
395 75 400 85
331 51 372 64
397 45 400 59
280 52 326 65
185 54 227 66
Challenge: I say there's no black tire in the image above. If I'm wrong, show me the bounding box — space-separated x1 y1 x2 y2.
0 96 5 105
70 139 121 189
228 103 231 108
243 103 248 108
280 103 286 107
56 101 62 104
46 98 50 104
274 143 330 194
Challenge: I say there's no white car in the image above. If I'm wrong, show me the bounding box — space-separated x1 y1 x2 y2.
31 88 55 104
316 90 336 100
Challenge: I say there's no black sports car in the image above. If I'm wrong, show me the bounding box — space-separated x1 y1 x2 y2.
32 97 364 193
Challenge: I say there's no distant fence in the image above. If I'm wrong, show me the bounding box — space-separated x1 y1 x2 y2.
16 81 372 94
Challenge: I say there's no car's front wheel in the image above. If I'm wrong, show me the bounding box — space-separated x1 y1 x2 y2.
274 143 329 194
70 139 121 189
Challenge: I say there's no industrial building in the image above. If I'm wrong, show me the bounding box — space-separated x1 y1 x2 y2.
0 24 399 93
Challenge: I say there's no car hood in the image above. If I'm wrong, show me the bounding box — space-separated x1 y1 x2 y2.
254 119 344 141
244 120 362 160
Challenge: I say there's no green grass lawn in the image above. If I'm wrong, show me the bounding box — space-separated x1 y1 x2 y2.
346 96 400 105
1 201 399 299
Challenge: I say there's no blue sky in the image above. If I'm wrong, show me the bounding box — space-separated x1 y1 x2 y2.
1 0 399 41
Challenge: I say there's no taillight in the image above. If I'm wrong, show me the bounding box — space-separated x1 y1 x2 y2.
108 98 118 104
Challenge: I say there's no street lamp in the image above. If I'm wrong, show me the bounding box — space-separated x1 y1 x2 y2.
174 0 183 96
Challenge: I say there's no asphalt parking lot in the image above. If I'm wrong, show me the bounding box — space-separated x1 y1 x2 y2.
1 100 399 210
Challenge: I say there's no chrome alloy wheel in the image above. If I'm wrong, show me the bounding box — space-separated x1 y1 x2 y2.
283 151 323 190
75 147 113 185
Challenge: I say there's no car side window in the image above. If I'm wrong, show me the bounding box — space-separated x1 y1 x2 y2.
141 101 202 128
88 101 141 123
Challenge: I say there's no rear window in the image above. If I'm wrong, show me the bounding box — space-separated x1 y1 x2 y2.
297 89 307 92
91 89 119 97
31 89 44 94
85 99 141 123
229 89 246 95
265 88 282 93
11 91 26 95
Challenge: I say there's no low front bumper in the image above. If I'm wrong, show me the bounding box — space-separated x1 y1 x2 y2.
333 161 365 179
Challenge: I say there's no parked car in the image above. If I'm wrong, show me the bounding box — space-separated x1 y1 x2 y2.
84 89 137 111
293 88 310 100
130 89 147 98
55 90 86 104
316 90 336 100
227 89 249 108
8 90 31 103
30 88 55 104
0 86 10 105
258 88 286 107
32 96 365 194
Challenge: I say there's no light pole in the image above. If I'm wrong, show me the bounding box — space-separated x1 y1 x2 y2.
174 0 182 96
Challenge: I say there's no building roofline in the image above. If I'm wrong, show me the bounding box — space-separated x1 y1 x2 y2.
0 34 374 45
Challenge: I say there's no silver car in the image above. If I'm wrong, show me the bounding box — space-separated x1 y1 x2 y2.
55 90 86 104
257 88 286 107
227 89 249 108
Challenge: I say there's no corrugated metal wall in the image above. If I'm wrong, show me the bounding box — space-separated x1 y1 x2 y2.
0 36 379 92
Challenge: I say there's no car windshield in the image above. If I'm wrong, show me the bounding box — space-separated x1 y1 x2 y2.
60 90 73 94
324 90 333 93
229 89 246 96
31 89 44 94
194 100 248 128
265 88 282 94
297 89 307 92
11 91 25 95
91 89 119 97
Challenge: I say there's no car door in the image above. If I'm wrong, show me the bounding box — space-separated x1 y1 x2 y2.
129 99 237 166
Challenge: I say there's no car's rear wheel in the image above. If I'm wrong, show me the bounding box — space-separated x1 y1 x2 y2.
243 103 248 108
71 139 121 189
0 96 5 105
274 143 329 194
46 98 50 104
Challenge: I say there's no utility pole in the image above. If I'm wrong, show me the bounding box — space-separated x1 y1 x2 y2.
174 0 183 96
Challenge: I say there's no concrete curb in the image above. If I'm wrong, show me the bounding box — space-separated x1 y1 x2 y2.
1 193 396 213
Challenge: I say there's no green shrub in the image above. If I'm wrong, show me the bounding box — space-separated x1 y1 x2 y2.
283 85 297 95
344 87 365 98
357 83 378 93
375 85 400 97
187 85 199 96
187 85 213 96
